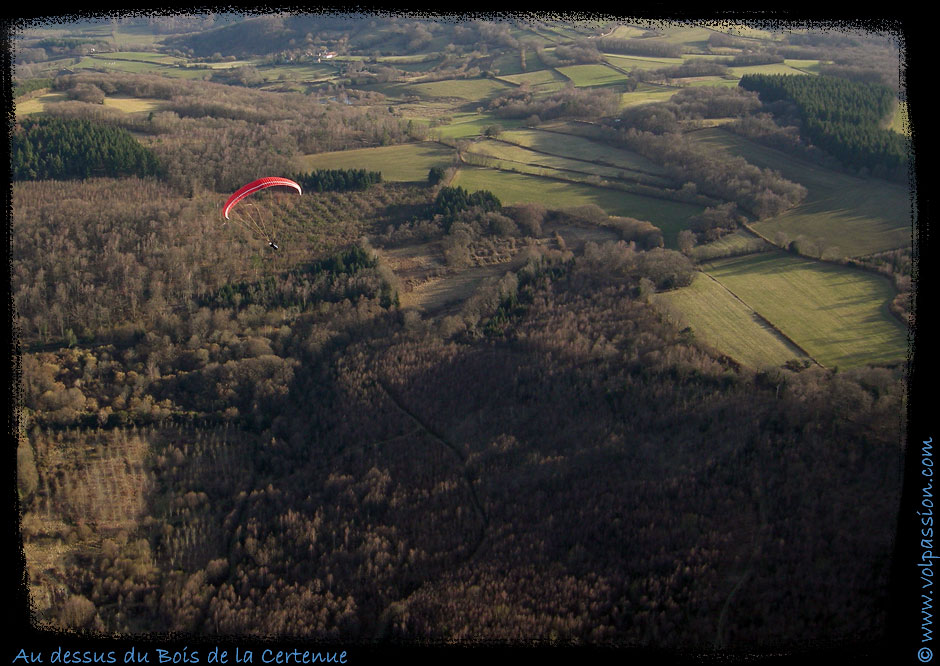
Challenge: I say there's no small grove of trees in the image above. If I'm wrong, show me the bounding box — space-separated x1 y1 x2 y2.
652 59 729 80
593 36 684 58
13 77 54 97
433 185 502 228
574 239 694 291
538 40 602 66
204 245 396 312
488 85 621 122
688 202 747 241
12 117 163 181
617 86 762 133
427 166 447 186
292 168 382 193
611 127 807 220
546 204 664 251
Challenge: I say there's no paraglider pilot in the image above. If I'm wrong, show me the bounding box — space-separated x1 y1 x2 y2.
222 178 302 253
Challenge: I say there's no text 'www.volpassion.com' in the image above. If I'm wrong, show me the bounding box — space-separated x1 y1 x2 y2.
919 436 936 662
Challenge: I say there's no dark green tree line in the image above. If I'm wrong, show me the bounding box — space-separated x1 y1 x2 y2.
292 168 382 193
12 117 163 181
738 74 907 180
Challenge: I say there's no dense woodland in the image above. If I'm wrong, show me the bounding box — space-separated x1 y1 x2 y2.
292 168 383 193
739 74 908 181
12 117 163 181
16 234 903 643
11 16 911 652
12 172 906 645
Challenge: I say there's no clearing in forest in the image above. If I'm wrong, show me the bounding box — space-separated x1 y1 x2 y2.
701 251 908 369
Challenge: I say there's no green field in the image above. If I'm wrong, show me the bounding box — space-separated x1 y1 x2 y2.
654 271 808 368
15 92 67 117
619 83 681 107
385 58 443 73
782 59 823 74
16 90 168 118
709 24 782 41
727 62 819 78
691 228 772 261
96 51 187 65
656 25 719 47
701 252 908 369
605 25 648 40
556 63 632 87
257 63 337 81
452 166 702 245
432 112 527 140
403 78 514 101
689 128 911 256
464 138 673 187
73 56 171 74
293 142 456 182
601 54 684 71
498 68 569 91
489 52 526 77
102 95 165 114
496 128 670 177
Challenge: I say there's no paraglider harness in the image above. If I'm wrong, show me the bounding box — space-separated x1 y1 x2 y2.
269 241 279 251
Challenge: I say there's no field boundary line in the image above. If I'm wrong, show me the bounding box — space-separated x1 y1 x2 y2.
742 222 909 331
699 270 823 368
488 135 667 181
462 144 666 188
456 151 722 209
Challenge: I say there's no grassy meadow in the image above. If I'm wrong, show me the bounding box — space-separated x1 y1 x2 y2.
463 138 673 187
654 271 809 369
495 128 670 178
498 68 570 92
452 166 703 247
701 252 907 369
16 91 166 118
688 128 911 257
293 142 456 182
403 78 514 101
557 63 632 87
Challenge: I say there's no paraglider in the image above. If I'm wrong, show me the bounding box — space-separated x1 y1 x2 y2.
222 177 302 249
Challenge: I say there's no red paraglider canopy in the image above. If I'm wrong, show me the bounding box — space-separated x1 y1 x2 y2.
222 177 302 220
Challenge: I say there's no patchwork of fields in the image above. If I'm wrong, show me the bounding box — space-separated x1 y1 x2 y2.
15 21 912 371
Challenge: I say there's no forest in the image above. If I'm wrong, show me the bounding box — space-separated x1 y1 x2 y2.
10 14 914 658
12 117 163 181
739 73 908 181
